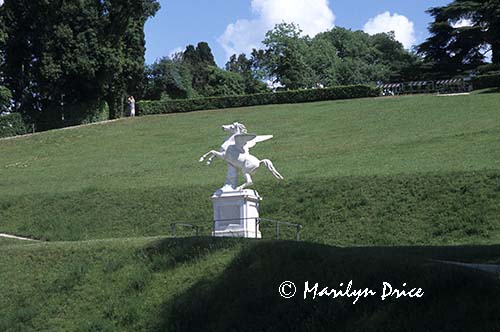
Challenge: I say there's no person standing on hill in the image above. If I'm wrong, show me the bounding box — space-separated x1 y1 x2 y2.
127 96 136 117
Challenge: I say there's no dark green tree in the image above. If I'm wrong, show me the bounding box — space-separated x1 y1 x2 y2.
0 86 11 114
144 56 194 100
182 42 217 95
418 0 500 76
97 0 160 119
225 53 268 94
204 67 246 96
182 42 247 97
0 0 159 129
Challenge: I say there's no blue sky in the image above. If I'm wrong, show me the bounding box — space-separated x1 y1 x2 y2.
145 0 451 67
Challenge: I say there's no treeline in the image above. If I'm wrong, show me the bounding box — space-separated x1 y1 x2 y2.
141 0 500 102
145 23 418 101
143 42 268 101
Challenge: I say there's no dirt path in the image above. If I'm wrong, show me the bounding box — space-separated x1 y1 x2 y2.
0 118 121 141
0 233 39 241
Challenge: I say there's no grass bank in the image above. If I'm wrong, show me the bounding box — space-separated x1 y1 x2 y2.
1 238 499 332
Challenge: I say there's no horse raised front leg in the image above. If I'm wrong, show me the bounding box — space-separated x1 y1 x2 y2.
199 151 223 165
237 173 253 191
206 154 216 165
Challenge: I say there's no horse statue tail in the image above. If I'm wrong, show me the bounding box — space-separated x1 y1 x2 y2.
260 159 284 180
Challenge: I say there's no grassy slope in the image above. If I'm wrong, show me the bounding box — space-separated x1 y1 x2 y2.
1 238 499 332
1 93 500 244
0 237 32 246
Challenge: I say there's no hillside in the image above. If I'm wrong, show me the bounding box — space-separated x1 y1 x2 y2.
1 237 500 332
1 92 500 244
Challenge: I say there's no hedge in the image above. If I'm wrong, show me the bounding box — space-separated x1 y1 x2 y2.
0 113 27 138
137 85 380 115
472 72 500 90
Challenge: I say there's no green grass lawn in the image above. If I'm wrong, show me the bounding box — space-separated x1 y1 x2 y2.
2 93 500 195
0 237 32 246
1 93 500 244
1 237 499 332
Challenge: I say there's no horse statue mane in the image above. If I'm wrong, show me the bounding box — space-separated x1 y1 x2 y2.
200 122 284 192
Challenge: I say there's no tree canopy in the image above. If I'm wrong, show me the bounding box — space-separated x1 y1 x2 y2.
251 23 418 90
0 0 159 129
418 0 500 77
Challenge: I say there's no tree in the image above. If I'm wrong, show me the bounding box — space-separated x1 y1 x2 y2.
144 56 194 100
313 28 388 85
260 23 315 90
0 0 159 129
0 86 11 114
204 67 246 97
306 36 340 87
182 42 248 97
370 32 421 81
93 0 160 119
418 0 500 76
225 53 268 94
182 42 218 95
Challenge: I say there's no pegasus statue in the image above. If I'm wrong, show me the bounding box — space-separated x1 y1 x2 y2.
199 122 284 191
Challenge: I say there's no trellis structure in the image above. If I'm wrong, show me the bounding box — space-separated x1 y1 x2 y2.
378 78 471 96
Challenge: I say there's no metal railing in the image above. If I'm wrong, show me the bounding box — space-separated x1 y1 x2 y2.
170 217 303 241
170 223 202 237
258 218 303 241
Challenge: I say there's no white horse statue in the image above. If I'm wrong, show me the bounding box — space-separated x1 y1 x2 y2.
199 122 284 191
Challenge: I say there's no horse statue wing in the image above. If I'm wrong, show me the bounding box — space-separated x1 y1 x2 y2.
248 135 273 149
234 134 273 152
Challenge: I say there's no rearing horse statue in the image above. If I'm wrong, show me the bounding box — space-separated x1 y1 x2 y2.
199 122 284 191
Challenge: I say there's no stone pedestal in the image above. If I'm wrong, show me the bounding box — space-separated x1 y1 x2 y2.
212 189 262 238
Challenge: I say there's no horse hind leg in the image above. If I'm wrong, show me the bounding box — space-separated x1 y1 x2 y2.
261 159 284 180
237 173 254 191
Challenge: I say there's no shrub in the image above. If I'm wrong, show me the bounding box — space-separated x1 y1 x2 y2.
137 85 379 115
0 86 12 113
0 113 27 138
472 72 500 90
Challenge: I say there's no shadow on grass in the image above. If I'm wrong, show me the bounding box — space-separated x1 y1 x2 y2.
142 237 247 271
153 241 500 332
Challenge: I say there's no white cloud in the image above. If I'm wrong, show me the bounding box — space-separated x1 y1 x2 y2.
483 47 492 63
218 19 263 59
168 47 184 59
0 0 4 6
451 18 473 28
251 0 335 37
363 11 416 49
218 0 335 59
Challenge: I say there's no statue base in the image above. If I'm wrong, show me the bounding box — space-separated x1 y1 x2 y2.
212 189 262 238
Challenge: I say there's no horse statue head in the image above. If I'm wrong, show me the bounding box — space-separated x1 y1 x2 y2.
222 122 247 135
